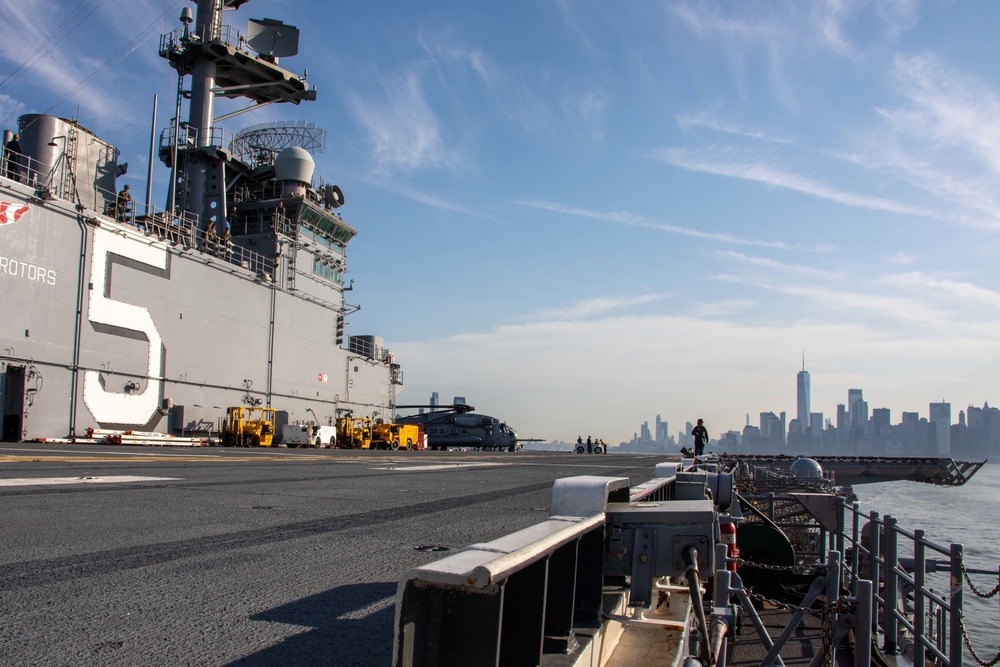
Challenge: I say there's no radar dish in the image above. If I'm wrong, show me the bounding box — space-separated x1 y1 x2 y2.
246 18 300 58
230 120 325 169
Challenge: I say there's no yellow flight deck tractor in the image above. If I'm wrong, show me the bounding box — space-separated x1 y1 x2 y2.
335 417 422 450
222 407 277 447
374 422 422 450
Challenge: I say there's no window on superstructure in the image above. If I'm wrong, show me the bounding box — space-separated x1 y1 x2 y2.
312 259 344 284
300 227 344 255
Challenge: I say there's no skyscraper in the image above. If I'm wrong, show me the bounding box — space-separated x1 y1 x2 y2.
929 401 951 456
796 355 810 431
655 415 668 447
848 389 866 429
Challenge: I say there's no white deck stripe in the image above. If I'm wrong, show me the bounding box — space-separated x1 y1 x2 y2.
0 447 224 458
0 476 182 487
370 463 505 472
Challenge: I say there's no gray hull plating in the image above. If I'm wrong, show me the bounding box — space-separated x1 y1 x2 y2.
0 179 399 441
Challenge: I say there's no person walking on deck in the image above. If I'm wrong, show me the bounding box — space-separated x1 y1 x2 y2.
691 419 708 457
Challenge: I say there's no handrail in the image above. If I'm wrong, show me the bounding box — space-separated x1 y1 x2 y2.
1 146 283 280
839 498 970 666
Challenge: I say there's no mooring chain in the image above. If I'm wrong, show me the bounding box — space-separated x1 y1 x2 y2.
734 558 818 574
820 611 832 665
959 614 1000 667
743 589 827 617
960 557 1000 599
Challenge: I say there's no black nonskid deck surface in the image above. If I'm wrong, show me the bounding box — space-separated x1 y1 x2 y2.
0 445 666 666
728 606 857 667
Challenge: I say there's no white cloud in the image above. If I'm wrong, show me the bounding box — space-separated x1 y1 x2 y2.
884 251 917 265
714 250 842 280
560 89 609 146
648 145 937 219
879 272 1000 309
676 110 794 144
0 93 25 127
348 67 456 173
866 53 1000 227
813 0 857 57
710 272 953 325
376 181 503 223
526 294 667 321
518 199 835 251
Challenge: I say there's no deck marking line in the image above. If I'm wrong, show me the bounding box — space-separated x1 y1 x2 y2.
0 475 182 487
370 462 506 472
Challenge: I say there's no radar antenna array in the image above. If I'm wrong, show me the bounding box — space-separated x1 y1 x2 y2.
230 121 326 169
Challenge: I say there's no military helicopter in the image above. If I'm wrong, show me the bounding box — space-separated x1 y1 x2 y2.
394 401 528 452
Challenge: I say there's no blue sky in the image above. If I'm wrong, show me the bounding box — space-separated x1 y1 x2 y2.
3 0 1000 444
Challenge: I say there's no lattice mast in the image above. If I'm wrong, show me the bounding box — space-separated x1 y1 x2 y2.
158 0 316 231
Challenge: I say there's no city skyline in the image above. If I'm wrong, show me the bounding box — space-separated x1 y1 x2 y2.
619 363 989 455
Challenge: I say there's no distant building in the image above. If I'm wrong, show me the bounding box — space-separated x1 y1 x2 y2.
655 415 669 447
719 430 740 452
786 418 806 452
759 412 784 452
965 403 1000 458
741 424 762 452
797 359 810 430
836 404 847 452
848 389 867 429
680 421 694 449
871 408 890 430
809 412 823 439
929 401 951 456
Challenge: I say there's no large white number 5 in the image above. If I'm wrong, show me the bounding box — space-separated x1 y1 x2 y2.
83 227 167 425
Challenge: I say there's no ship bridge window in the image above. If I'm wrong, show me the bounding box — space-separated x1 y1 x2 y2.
313 259 344 285
299 227 344 256
298 204 356 245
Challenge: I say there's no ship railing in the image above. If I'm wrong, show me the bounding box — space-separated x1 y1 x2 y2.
160 123 236 154
234 206 296 238
839 500 980 666
4 148 82 205
47 176 277 278
160 23 245 55
190 225 276 277
393 476 631 667
629 461 682 501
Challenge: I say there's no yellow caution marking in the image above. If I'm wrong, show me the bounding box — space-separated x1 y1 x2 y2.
0 455 327 462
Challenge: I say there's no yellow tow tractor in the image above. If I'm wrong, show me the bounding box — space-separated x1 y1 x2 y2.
335 416 376 449
222 406 277 447
335 416 421 450
375 422 422 450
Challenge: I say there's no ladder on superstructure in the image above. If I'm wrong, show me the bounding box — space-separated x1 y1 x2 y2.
167 69 193 221
285 233 297 291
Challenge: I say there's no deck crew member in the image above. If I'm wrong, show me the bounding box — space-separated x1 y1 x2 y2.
691 419 708 457
116 184 132 221
4 133 21 181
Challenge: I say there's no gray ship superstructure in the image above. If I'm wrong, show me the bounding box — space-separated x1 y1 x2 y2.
0 0 401 442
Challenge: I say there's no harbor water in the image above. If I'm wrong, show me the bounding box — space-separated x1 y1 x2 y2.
854 462 1000 657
